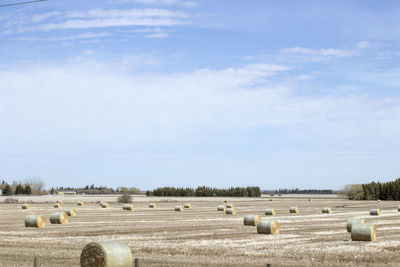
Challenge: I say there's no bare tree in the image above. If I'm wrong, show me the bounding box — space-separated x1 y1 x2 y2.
24 177 45 195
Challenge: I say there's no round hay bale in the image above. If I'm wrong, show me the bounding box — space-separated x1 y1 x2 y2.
398 205 400 212
101 203 109 208
346 218 366 233
269 199 273 201
80 241 133 267
22 204 30 209
225 208 236 215
122 204 134 211
184 203 191 209
149 203 156 208
50 212 68 224
377 199 381 202
226 203 235 209
289 207 299 214
265 208 276 216
56 200 64 205
322 207 332 214
77 201 84 206
370 208 381 216
65 209 76 216
54 203 62 208
351 223 376 242
224 200 229 203
217 205 226 211
175 205 184 211
24 215 46 228
257 219 280 234
243 214 260 226
308 198 312 201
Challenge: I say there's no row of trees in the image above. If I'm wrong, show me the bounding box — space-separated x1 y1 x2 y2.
50 185 142 195
146 186 261 197
1 179 44 196
342 178 400 200
262 188 334 195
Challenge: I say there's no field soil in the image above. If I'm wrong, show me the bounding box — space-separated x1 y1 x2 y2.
1 195 400 266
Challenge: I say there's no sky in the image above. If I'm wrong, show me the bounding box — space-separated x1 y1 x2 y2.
0 0 400 190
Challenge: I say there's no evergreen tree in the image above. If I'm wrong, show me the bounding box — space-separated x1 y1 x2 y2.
15 184 25 195
24 184 32 195
2 184 12 196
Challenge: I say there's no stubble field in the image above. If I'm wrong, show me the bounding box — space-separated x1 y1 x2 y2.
1 195 400 266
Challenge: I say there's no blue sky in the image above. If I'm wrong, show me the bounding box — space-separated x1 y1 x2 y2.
0 0 400 190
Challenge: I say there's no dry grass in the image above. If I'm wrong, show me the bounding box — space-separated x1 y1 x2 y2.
1 196 400 266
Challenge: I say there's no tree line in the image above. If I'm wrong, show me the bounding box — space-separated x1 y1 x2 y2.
0 178 45 196
342 178 400 200
262 188 334 195
50 185 142 195
146 186 261 197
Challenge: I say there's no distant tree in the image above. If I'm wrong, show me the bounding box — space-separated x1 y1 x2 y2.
118 192 132 203
2 184 12 196
342 184 364 200
24 184 32 195
15 184 25 195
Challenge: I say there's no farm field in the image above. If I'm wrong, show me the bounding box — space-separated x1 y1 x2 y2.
1 195 400 266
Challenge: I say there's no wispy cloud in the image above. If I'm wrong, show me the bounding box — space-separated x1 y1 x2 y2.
17 32 111 41
108 0 198 8
280 46 356 58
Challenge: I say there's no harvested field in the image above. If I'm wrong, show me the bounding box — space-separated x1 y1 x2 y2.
1 195 400 266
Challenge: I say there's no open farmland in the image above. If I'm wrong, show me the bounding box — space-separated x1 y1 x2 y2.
1 195 400 266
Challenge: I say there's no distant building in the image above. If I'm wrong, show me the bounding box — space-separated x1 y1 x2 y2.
57 191 76 195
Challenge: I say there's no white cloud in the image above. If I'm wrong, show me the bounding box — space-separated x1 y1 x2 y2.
356 40 371 49
108 0 198 8
280 46 356 60
17 32 111 41
82 49 96 56
32 11 62 23
145 32 168 38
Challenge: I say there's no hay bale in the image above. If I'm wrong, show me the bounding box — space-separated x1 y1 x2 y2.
308 198 312 201
54 203 62 208
184 203 191 209
224 200 229 203
22 204 30 209
398 205 400 212
122 204 134 211
101 203 109 208
226 203 235 209
24 215 46 228
149 203 156 208
289 207 299 214
65 209 76 216
80 241 133 267
377 199 381 202
175 205 184 211
351 223 376 242
243 214 261 226
77 201 84 206
56 200 64 205
346 218 366 233
257 219 280 234
217 205 226 211
226 208 236 215
50 212 68 224
269 199 273 201
265 208 276 216
370 208 381 216
322 207 332 214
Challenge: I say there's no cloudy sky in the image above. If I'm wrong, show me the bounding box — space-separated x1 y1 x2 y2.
1 0 399 190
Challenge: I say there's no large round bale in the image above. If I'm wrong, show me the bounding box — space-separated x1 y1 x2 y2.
265 208 276 216
80 241 133 267
65 209 76 216
175 205 184 211
50 212 68 224
226 208 236 215
226 203 235 209
308 198 312 201
56 200 64 205
243 214 260 226
370 208 381 216
101 203 110 208
217 205 226 211
322 207 332 214
22 204 30 209
257 219 280 234
149 203 156 208
398 205 400 212
351 223 376 242
54 203 62 208
77 201 84 206
184 203 191 209
346 218 366 233
122 204 134 211
24 215 46 228
289 207 299 214
224 200 229 203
